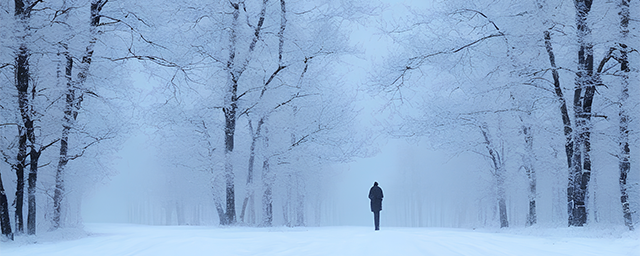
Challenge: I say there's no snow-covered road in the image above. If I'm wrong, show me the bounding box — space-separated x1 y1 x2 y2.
2 224 638 256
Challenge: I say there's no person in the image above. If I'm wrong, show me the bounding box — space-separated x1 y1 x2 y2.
368 181 383 230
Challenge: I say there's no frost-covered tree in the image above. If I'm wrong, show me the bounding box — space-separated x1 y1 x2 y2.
373 2 524 228
137 0 364 227
51 0 110 231
616 0 634 231
373 0 638 229
0 0 144 235
11 0 65 235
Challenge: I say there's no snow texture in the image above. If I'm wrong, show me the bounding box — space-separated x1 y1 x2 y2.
2 223 638 256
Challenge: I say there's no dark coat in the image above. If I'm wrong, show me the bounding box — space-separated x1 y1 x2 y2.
368 185 383 212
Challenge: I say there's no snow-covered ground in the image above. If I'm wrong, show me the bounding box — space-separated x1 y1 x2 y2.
1 224 638 256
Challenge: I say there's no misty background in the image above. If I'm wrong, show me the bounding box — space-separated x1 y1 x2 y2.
1 0 638 237
81 2 485 226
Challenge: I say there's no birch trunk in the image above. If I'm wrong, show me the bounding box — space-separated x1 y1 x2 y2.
52 0 104 229
617 0 633 231
52 44 74 230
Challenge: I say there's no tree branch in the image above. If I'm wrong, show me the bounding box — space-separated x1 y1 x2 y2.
39 139 61 153
102 55 181 68
456 9 501 31
260 65 287 97
67 134 113 161
391 32 505 89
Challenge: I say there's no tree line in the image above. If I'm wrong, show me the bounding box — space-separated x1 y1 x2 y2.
1 0 368 238
376 0 637 230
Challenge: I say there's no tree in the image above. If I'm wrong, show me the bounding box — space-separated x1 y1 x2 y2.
51 0 108 231
14 0 37 235
216 0 270 225
132 0 363 227
566 0 598 227
616 0 634 231
479 122 509 228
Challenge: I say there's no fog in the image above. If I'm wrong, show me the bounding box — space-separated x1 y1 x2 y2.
47 0 638 228
82 0 440 226
81 134 485 227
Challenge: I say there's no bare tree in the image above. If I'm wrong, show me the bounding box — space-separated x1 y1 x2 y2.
566 0 599 227
616 0 634 231
51 0 108 230
215 0 269 225
14 0 37 235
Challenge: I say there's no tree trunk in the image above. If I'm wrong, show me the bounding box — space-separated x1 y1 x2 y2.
220 1 241 226
541 10 578 227
240 119 264 224
295 178 305 227
569 0 595 227
223 74 238 226
262 158 273 226
14 129 27 234
223 153 236 225
27 149 40 235
52 0 105 230
219 0 268 225
223 91 237 225
497 182 508 228
479 124 508 228
15 43 31 235
0 172 13 240
213 196 225 225
543 30 573 169
14 0 39 236
617 0 633 231
52 45 74 230
523 125 537 226
17 45 33 235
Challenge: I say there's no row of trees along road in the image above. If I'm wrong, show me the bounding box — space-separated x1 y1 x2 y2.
0 0 369 237
375 0 637 229
1 0 636 238
0 0 168 239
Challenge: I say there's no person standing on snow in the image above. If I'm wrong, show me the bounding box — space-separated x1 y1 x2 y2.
368 181 384 230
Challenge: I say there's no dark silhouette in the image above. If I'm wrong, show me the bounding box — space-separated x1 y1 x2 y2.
368 182 383 230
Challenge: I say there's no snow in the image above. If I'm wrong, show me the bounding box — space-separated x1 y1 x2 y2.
2 224 638 256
